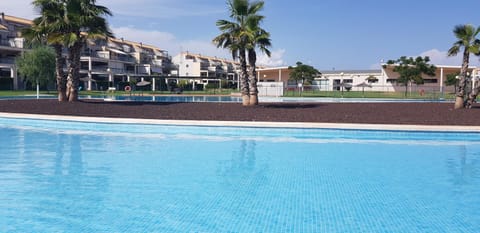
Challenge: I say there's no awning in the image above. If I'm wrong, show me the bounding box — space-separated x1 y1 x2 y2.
107 47 128 55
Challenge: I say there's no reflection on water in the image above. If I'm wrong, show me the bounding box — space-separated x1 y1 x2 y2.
1 122 480 232
0 130 112 232
217 140 269 192
447 145 480 186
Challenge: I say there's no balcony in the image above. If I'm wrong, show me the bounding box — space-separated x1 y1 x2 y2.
151 60 163 66
0 38 24 49
0 57 15 65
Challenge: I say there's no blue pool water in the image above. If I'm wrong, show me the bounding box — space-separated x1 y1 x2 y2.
106 95 242 102
106 95 446 103
0 117 479 232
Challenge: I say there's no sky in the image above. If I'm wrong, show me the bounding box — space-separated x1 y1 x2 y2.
1 0 480 71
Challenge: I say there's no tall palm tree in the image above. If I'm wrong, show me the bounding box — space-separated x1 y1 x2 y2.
63 0 113 101
26 0 112 102
448 24 480 109
26 0 68 101
213 0 266 106
247 24 271 105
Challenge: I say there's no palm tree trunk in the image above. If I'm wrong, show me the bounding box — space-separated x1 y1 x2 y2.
239 50 250 106
455 75 467 109
455 49 470 109
248 49 258 106
53 44 67 101
66 41 82 102
466 85 479 108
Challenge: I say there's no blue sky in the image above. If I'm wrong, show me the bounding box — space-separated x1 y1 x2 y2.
2 0 480 70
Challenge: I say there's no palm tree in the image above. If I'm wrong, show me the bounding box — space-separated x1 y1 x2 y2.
26 0 112 102
26 0 68 101
247 18 271 105
448 24 480 109
213 0 266 106
63 0 113 101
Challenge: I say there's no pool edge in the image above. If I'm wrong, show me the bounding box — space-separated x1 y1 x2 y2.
1 112 479 132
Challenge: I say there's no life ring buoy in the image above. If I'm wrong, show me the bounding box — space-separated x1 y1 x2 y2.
124 85 131 92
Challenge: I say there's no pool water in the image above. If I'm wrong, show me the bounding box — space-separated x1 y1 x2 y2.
0 118 479 232
105 95 242 103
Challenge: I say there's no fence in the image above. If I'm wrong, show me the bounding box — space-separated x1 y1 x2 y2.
283 84 456 100
257 82 283 97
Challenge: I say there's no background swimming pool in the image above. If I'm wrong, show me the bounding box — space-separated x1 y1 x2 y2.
0 118 479 232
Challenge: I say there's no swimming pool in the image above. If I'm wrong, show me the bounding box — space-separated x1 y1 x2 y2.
0 117 479 232
1 95 448 103
105 95 242 102
105 95 447 103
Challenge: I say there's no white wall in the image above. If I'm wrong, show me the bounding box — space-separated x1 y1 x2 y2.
257 82 284 97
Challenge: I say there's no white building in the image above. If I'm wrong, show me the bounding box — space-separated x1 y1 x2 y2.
80 37 173 91
258 65 478 95
171 52 240 89
0 13 175 91
0 13 30 90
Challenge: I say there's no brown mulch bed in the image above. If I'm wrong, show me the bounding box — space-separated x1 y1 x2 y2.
0 99 479 126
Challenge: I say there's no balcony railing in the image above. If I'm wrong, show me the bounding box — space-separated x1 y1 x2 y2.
0 38 24 49
0 57 15 64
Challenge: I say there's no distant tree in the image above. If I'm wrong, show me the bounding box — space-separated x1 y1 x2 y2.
16 45 56 89
385 56 436 97
447 24 480 109
445 72 460 93
288 62 321 85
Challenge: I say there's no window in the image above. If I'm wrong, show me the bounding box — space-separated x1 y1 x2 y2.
386 79 397 83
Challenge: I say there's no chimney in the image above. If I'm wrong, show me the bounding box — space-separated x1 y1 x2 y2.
1 12 4 21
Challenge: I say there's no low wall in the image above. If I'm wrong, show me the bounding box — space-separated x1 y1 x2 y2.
257 82 284 97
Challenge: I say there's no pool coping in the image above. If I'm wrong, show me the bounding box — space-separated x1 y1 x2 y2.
1 112 480 132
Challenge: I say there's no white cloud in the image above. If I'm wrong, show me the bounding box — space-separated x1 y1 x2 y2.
179 40 230 59
112 26 177 50
112 26 286 65
419 49 480 67
370 49 480 69
111 26 229 58
257 49 286 67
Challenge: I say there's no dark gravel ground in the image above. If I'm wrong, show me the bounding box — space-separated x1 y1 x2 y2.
0 99 479 126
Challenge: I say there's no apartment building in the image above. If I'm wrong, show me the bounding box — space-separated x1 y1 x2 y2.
171 52 240 89
0 13 173 91
80 37 173 91
0 13 30 90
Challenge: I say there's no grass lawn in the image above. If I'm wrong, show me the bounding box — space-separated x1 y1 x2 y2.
0 90 56 96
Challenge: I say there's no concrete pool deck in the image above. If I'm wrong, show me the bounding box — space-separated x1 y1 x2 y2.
1 112 480 133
